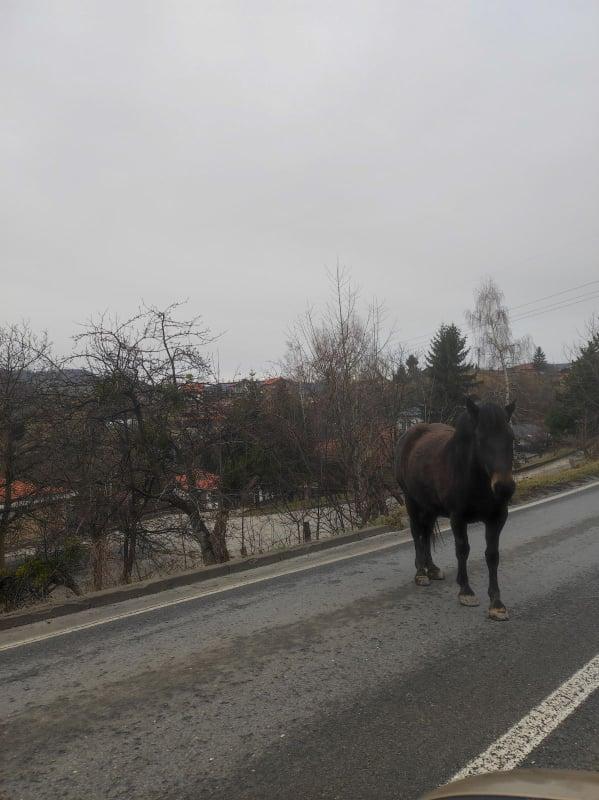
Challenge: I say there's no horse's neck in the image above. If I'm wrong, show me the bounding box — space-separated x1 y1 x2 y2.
448 431 481 486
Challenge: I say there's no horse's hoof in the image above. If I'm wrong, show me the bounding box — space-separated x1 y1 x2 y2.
489 606 509 621
427 567 445 581
459 593 480 607
415 574 430 586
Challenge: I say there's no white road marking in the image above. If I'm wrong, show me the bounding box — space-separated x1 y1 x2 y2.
452 652 599 780
508 478 599 513
2 479 599 653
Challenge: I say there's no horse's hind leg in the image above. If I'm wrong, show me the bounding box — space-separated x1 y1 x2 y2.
406 499 429 586
450 514 479 607
422 519 445 581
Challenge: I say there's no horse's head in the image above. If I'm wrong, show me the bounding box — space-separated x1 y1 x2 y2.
466 397 516 500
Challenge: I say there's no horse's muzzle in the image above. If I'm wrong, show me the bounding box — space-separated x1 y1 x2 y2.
491 474 516 500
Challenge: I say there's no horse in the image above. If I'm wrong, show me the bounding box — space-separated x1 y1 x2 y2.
395 397 516 621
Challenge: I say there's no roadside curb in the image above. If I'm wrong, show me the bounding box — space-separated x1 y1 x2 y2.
0 522 397 632
3 474 599 634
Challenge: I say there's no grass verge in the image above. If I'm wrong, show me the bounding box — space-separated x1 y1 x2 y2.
514 446 576 472
513 459 599 504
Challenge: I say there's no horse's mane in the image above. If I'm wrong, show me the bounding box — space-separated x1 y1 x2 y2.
451 402 509 463
454 402 508 437
453 410 474 442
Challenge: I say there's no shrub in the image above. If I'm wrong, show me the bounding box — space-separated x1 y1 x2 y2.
0 538 84 612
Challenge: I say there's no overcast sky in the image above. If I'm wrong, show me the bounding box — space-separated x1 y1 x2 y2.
2 1 598 377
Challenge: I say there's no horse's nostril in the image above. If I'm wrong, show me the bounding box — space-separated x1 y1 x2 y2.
491 472 515 497
493 479 515 499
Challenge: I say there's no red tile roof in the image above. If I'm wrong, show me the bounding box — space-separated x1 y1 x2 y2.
181 382 206 394
0 480 37 502
175 471 220 492
0 480 66 504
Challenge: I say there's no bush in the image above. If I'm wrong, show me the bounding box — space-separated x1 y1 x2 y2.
0 538 84 612
545 405 576 437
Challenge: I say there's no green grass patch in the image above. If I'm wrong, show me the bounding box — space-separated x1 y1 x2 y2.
367 508 405 530
514 459 599 504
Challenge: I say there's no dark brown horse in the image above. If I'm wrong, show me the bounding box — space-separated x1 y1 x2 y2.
395 398 516 620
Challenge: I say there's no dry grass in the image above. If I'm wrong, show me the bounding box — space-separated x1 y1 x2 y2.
368 508 405 530
514 459 599 504
514 446 576 473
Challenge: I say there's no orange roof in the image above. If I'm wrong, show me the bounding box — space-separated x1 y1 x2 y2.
181 382 206 394
511 362 536 372
0 480 37 502
175 471 220 492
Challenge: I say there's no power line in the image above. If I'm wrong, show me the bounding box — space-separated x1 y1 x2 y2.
399 277 599 350
508 279 599 312
510 289 599 324
511 289 599 322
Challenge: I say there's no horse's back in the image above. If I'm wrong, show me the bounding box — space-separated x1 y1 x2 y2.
396 423 453 465
395 423 454 506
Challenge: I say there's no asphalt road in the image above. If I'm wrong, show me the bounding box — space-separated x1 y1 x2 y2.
2 483 599 800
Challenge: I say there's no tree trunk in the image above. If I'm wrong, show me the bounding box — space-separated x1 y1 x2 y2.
210 505 230 563
501 358 511 403
0 526 6 571
240 510 247 557
0 492 13 571
188 506 230 565
167 490 231 566
122 527 137 584
186 509 217 564
92 536 107 590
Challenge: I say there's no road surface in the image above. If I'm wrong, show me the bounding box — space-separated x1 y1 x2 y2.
2 483 599 799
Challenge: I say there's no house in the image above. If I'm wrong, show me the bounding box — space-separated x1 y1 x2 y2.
261 377 286 389
0 481 37 504
0 480 72 511
175 471 220 509
512 423 550 454
397 407 423 432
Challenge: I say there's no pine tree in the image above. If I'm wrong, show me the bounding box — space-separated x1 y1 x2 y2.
406 354 419 376
532 346 548 372
426 323 475 422
547 332 599 445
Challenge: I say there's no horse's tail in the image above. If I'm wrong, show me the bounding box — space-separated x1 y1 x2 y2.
431 518 445 550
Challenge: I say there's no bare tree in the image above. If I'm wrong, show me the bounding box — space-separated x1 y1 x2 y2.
0 322 55 569
466 278 532 402
70 303 233 576
41 373 130 590
284 269 400 528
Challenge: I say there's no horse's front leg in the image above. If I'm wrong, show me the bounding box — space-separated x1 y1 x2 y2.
485 509 509 621
450 514 479 606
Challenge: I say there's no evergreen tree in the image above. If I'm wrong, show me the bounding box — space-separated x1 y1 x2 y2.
546 332 599 444
426 323 475 422
406 354 419 377
394 357 421 413
533 346 548 372
393 362 407 383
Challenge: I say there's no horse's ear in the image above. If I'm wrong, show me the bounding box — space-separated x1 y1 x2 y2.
505 400 516 421
465 396 479 423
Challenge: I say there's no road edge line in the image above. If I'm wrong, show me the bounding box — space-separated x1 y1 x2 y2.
0 532 411 651
2 478 599 637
